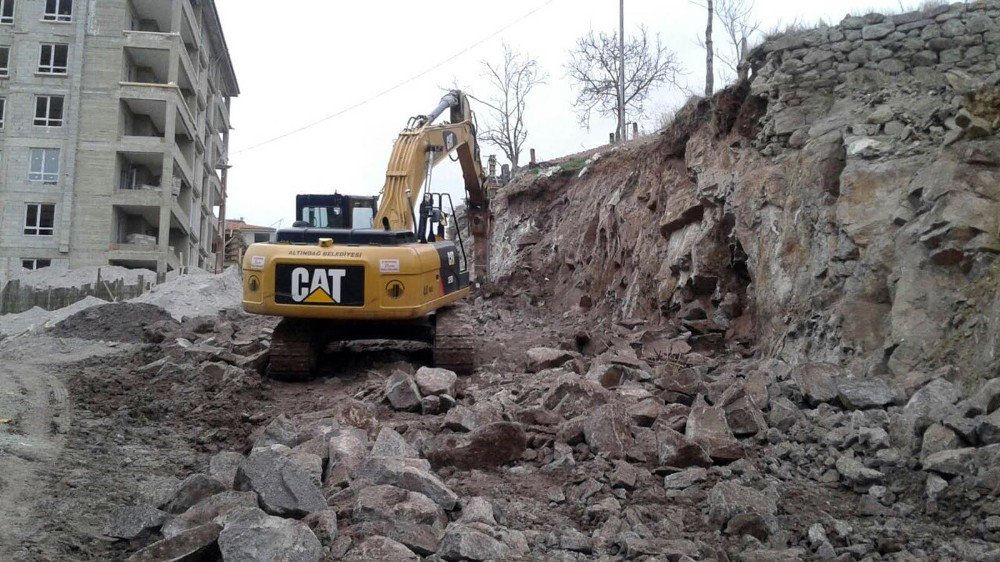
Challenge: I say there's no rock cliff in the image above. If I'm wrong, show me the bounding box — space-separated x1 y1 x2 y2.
490 0 999 386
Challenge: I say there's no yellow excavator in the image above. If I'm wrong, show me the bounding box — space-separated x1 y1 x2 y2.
241 91 491 380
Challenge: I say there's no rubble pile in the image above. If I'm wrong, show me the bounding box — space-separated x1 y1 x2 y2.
102 323 1000 560
69 308 273 454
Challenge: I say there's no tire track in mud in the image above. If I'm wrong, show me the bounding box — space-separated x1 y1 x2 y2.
0 337 130 560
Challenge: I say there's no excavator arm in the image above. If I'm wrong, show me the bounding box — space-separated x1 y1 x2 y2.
374 91 491 280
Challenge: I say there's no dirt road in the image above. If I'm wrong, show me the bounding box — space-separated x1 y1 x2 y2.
0 337 129 559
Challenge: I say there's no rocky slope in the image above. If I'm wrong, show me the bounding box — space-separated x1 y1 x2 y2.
490 0 999 385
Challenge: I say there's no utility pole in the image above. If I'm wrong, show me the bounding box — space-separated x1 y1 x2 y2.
705 0 714 96
618 0 625 143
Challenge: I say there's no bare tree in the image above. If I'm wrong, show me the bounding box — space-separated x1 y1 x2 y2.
705 0 714 96
566 27 682 130
471 44 545 169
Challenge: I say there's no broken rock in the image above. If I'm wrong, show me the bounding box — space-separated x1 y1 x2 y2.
414 366 458 397
438 523 512 562
160 474 228 515
425 422 527 470
526 347 579 372
354 456 459 510
706 481 777 528
792 363 841 405
217 507 322 562
657 428 713 468
346 536 419 562
686 396 743 461
104 506 169 540
583 403 635 459
386 371 422 412
837 378 896 410
835 455 884 486
127 523 221 562
235 447 327 517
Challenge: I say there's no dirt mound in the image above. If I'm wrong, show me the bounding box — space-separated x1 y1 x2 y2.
132 267 243 321
50 303 179 343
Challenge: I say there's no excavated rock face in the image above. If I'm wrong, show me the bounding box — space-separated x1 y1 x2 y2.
490 0 999 384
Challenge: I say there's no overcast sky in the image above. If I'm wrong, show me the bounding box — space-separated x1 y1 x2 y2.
215 0 916 229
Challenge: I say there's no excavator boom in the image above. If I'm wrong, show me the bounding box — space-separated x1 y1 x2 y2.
374 90 490 280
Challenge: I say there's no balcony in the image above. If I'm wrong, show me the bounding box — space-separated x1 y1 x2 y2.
119 83 197 140
130 0 173 34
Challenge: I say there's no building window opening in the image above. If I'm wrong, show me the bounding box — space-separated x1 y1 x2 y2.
0 0 13 24
39 44 69 74
43 0 72 22
24 204 55 236
29 148 60 184
0 46 10 77
34 95 64 127
22 259 52 270
0 97 5 129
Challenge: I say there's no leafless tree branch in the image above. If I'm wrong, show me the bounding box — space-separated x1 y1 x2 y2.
468 44 545 169
566 27 683 130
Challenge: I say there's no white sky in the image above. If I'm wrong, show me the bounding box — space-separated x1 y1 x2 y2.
215 0 915 229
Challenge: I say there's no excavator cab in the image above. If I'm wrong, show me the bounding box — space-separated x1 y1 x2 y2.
292 194 378 230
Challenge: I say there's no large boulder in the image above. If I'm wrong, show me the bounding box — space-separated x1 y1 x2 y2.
235 447 327 517
162 491 259 539
725 396 768 437
251 414 303 449
217 507 322 562
583 403 635 459
424 422 527 470
891 378 962 452
209 451 246 489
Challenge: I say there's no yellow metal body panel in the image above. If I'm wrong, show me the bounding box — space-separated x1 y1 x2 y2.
242 242 468 321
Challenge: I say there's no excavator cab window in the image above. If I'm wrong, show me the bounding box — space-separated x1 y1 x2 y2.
294 194 378 229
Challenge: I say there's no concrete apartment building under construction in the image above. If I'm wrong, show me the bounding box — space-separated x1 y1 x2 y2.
0 0 238 278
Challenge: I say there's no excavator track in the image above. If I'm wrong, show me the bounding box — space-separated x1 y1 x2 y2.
266 318 319 382
433 305 476 375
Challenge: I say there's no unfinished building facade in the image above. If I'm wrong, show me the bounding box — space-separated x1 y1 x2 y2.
0 0 238 278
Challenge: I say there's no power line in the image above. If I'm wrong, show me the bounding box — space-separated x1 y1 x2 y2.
232 0 557 156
